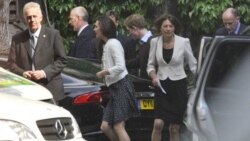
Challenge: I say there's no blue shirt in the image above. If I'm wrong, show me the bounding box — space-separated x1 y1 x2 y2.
234 22 241 35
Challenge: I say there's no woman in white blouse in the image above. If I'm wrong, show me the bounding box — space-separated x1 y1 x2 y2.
147 14 197 141
94 16 139 141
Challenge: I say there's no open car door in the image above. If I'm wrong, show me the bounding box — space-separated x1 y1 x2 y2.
197 36 213 73
187 34 250 141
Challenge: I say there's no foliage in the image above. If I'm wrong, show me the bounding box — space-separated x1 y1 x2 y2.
47 0 164 52
47 0 250 53
176 0 250 34
174 0 250 53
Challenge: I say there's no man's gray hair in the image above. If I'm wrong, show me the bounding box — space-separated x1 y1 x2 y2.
23 2 42 16
72 6 89 21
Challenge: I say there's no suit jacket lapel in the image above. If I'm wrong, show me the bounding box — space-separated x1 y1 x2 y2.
156 36 163 62
34 26 46 55
172 35 180 63
157 35 176 65
24 30 33 58
239 23 246 34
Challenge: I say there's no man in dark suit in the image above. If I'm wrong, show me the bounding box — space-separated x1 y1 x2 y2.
215 7 246 35
7 2 67 103
68 6 96 58
215 8 247 80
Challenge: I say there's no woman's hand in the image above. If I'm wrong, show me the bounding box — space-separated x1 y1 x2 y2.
152 77 160 87
149 70 159 87
96 70 109 78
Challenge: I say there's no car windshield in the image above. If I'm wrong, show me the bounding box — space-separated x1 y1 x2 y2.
62 73 88 86
0 70 33 87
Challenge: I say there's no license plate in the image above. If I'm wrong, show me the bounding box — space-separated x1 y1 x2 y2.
138 99 154 110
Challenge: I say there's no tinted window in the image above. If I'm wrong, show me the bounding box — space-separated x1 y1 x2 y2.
204 42 250 140
205 42 250 87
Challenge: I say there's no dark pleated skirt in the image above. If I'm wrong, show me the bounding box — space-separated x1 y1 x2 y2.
103 75 140 125
154 78 188 124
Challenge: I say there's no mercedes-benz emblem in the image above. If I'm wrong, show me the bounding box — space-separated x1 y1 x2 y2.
54 119 68 139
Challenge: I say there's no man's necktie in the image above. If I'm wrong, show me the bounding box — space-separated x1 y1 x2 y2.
30 35 36 70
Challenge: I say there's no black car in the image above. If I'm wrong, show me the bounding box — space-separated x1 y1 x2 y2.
61 57 169 141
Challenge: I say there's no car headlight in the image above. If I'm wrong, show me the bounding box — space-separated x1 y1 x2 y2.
0 119 37 140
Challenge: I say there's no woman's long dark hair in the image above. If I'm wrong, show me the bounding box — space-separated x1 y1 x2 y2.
96 16 117 59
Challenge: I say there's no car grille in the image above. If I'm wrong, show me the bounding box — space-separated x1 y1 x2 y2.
37 118 74 140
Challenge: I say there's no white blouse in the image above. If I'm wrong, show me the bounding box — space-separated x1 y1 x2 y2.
102 38 128 86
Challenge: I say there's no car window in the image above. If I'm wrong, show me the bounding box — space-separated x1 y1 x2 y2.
203 41 250 140
205 42 250 88
61 73 88 85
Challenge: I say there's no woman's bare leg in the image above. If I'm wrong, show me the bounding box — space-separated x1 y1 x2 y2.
151 118 165 141
113 121 130 141
169 124 180 141
100 121 118 141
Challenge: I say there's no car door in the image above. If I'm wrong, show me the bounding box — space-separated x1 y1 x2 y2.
197 36 213 72
187 35 250 141
186 36 216 141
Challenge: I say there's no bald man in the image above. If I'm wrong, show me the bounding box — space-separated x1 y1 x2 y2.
68 6 96 58
215 7 246 35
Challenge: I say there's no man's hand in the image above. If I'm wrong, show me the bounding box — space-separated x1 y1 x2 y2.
30 70 46 81
22 71 33 79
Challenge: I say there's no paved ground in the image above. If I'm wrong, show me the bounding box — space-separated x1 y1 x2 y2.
84 130 170 141
83 124 193 141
